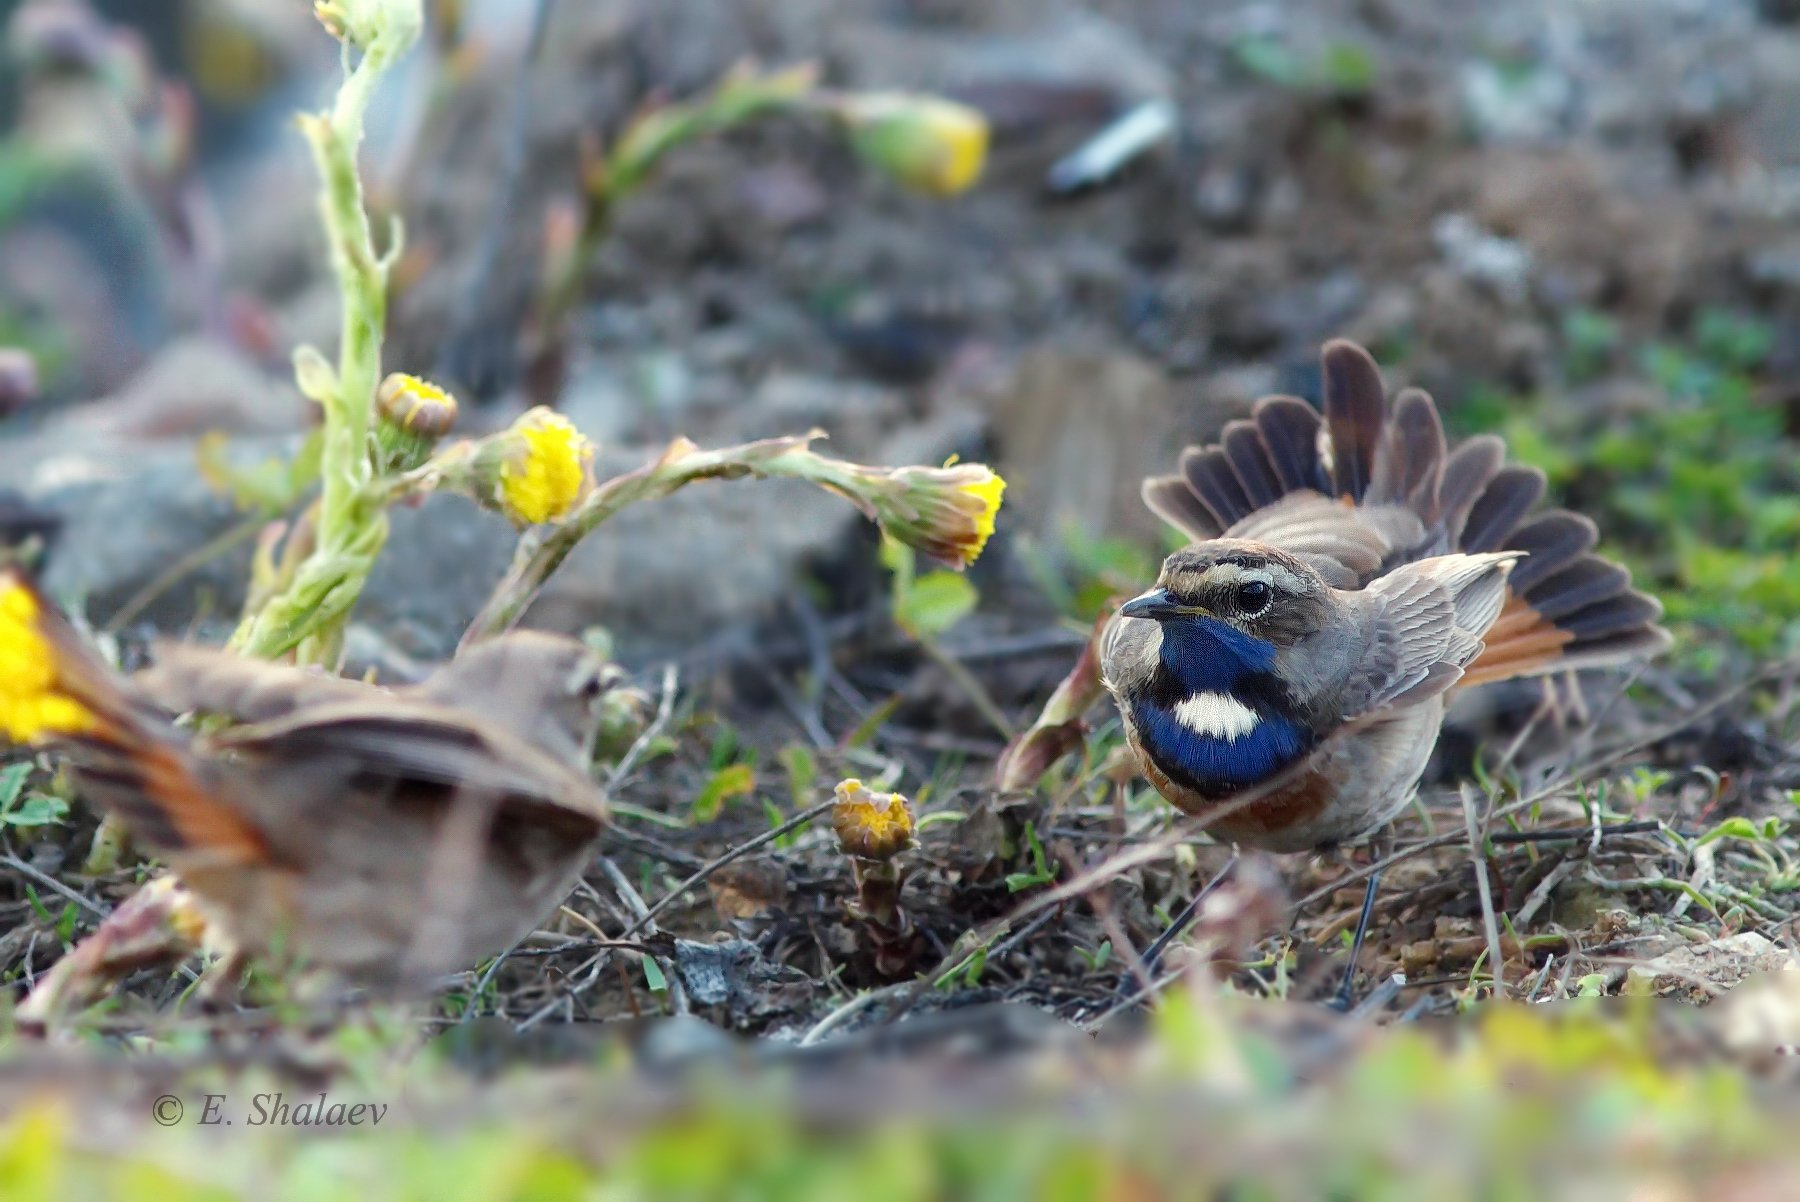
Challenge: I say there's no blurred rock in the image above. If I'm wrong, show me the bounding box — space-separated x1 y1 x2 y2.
1746 237 1800 296
671 936 814 1025
1432 213 1531 305
991 347 1177 546
1710 964 1800 1057
0 350 39 418
59 337 306 438
0 432 255 626
1626 932 1793 1003
1459 56 1575 145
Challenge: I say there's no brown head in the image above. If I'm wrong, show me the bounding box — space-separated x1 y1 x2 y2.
1120 540 1334 649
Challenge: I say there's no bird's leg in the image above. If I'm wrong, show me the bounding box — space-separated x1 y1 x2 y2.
1324 829 1395 1012
1328 865 1383 1012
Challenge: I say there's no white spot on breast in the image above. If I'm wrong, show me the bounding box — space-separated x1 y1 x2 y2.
1171 691 1261 742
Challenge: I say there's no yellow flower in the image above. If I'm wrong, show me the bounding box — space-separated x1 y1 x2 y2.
473 408 595 526
377 372 458 439
0 583 92 744
832 778 916 861
865 462 1005 569
837 93 989 197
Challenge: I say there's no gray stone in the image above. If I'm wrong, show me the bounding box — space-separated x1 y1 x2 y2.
991 347 1178 547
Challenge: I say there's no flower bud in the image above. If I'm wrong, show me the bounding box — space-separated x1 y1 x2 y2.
832 778 916 862
313 0 422 58
836 93 988 197
377 372 458 440
843 461 1005 570
471 407 595 527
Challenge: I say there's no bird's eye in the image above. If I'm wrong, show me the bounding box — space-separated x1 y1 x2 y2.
1234 580 1273 616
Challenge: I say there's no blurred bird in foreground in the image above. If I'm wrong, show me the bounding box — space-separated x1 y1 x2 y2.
1100 340 1671 1002
0 567 617 992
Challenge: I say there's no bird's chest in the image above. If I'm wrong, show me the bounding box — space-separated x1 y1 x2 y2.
1129 620 1317 797
1130 692 1310 795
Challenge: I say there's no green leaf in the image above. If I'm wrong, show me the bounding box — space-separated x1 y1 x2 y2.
22 885 50 924
0 763 29 811
1233 36 1305 87
1695 816 1769 847
778 745 816 811
291 344 339 404
844 695 903 750
54 902 77 945
1318 41 1376 94
641 957 668 993
894 570 979 639
692 763 755 823
0 792 67 829
1005 821 1058 893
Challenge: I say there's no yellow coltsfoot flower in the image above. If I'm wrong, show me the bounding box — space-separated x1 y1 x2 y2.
0 582 92 744
470 407 596 527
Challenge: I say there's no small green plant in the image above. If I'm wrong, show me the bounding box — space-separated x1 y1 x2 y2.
1231 35 1378 97
0 763 63 829
1005 821 1058 893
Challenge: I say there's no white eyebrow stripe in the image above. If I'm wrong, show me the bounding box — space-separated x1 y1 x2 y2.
1170 691 1261 741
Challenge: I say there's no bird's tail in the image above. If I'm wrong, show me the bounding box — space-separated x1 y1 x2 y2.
0 568 266 862
1141 340 1671 687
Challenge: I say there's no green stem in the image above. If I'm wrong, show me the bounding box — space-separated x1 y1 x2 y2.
462 433 857 647
230 27 415 662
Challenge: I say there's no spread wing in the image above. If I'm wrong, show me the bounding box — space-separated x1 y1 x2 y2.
1331 552 1516 721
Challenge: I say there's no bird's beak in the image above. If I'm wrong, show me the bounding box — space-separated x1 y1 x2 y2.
1118 588 1202 621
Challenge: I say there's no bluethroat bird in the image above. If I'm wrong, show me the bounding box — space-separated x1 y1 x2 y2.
1100 340 1671 1001
0 567 618 988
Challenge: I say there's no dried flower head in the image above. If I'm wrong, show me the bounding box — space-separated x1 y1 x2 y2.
0 583 92 744
471 408 595 527
837 93 989 197
833 778 916 862
377 372 458 440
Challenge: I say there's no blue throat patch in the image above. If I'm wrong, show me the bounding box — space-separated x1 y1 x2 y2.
1133 615 1311 794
